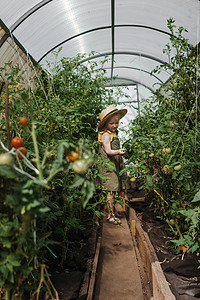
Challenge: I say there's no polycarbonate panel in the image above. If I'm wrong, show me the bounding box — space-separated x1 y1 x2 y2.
41 29 112 67
113 54 170 85
112 67 158 92
0 0 42 28
115 27 176 63
116 0 200 45
13 0 111 61
0 0 199 92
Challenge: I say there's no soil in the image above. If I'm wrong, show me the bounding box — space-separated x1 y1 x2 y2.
47 210 99 300
129 194 200 300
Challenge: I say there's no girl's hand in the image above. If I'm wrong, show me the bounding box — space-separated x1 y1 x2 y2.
119 149 125 156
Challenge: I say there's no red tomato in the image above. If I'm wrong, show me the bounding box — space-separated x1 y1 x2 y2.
182 245 187 252
12 137 24 148
67 151 80 162
20 117 28 126
16 147 27 160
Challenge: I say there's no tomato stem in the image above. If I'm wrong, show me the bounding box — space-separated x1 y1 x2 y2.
0 80 11 150
174 220 183 239
31 124 43 181
153 189 169 206
5 287 10 300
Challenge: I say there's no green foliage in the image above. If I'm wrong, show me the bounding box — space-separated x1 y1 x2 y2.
0 52 124 298
124 19 200 257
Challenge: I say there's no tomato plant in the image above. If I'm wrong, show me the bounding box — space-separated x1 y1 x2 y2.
124 18 200 256
0 51 124 297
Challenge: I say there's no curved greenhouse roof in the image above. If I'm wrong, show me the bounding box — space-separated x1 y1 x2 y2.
0 0 200 92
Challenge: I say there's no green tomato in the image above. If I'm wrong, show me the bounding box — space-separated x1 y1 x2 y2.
72 159 89 174
130 177 136 182
169 219 175 226
162 165 169 173
163 165 173 174
0 153 14 166
165 148 171 154
174 164 182 171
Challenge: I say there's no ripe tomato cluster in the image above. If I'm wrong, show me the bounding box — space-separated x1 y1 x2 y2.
181 245 192 253
67 150 93 175
0 117 29 166
12 136 27 160
12 117 28 160
67 151 87 174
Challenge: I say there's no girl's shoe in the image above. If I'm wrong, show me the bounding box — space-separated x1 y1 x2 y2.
107 215 121 225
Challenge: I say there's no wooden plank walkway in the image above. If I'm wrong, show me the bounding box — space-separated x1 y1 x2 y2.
93 210 144 300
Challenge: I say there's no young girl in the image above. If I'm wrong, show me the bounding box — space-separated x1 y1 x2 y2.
97 105 129 225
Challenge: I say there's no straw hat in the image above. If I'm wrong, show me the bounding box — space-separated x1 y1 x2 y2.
97 105 127 131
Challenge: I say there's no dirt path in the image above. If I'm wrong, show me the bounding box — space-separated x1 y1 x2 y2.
93 205 146 300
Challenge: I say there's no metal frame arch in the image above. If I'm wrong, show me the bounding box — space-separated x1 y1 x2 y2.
105 76 155 93
10 0 53 32
102 66 164 83
37 25 172 63
79 51 165 65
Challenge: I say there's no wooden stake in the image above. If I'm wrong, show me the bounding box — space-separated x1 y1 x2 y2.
122 191 126 212
132 220 136 237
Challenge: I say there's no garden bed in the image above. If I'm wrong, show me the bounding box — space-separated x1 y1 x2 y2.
47 210 100 300
130 196 200 300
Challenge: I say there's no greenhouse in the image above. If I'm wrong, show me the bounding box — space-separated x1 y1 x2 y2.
0 0 200 299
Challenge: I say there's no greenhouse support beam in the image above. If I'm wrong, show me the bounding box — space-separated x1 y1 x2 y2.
79 51 165 65
103 66 163 83
105 76 155 93
111 0 115 79
136 84 140 116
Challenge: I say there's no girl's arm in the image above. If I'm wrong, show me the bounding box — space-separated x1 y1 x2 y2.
102 132 125 156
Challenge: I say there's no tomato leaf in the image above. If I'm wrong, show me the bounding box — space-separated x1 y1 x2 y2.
98 173 107 180
146 174 153 187
69 176 85 188
106 162 115 170
192 190 200 203
0 165 19 179
119 168 128 176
